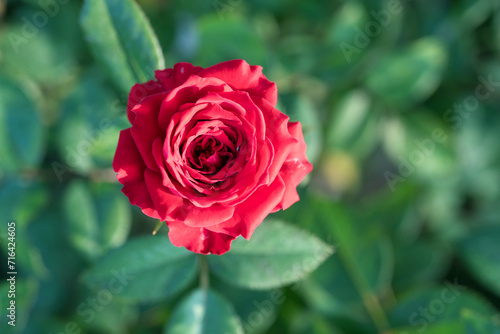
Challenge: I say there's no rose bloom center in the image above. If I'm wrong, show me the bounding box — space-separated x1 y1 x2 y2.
186 135 234 175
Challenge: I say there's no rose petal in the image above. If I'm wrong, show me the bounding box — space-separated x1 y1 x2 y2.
170 201 235 228
205 175 286 239
144 169 184 221
166 220 236 255
197 91 266 141
144 169 235 226
113 129 160 219
155 63 203 90
252 96 298 183
198 59 278 106
127 81 165 123
162 102 256 207
275 122 313 210
158 75 232 130
152 137 181 196
130 93 167 172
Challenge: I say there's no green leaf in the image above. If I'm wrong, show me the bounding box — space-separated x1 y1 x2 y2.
382 112 456 184
4 225 49 278
355 182 421 243
325 203 394 297
63 180 131 260
80 0 165 92
195 14 267 67
496 11 500 53
212 279 280 334
5 228 49 278
278 34 321 75
460 309 500 334
290 313 345 334
455 106 500 201
454 0 495 29
26 208 85 316
0 178 48 228
82 235 197 303
165 288 244 334
392 241 451 292
418 185 468 242
0 178 49 276
207 220 333 290
299 199 393 325
389 286 497 329
388 322 464 334
92 183 132 252
57 69 129 175
327 90 380 159
458 225 500 297
317 2 369 82
365 37 447 105
63 180 100 259
0 76 45 173
0 19 77 85
79 288 138 334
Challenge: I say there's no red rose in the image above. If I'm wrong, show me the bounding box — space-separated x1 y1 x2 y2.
113 60 312 255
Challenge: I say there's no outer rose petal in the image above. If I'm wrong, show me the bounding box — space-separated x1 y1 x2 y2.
198 59 278 106
205 176 286 240
252 96 298 183
155 62 203 90
130 93 166 172
113 129 160 219
171 202 235 228
275 122 313 210
158 75 232 130
144 169 235 227
166 220 236 255
144 169 185 221
127 80 165 123
127 64 204 123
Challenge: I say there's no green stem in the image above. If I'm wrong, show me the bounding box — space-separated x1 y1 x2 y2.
362 292 390 333
198 255 209 291
338 250 390 332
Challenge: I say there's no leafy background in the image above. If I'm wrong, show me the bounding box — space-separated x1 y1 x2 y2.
1 0 500 333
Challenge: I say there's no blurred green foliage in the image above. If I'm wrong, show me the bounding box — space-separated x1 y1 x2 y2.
1 0 500 333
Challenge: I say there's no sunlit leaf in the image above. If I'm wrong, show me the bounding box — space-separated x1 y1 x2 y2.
82 235 197 303
208 220 333 290
165 288 244 334
80 0 165 92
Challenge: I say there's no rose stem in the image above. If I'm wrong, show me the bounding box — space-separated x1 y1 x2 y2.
198 255 209 291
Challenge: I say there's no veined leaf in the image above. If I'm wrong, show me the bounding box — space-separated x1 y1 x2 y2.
80 0 165 92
